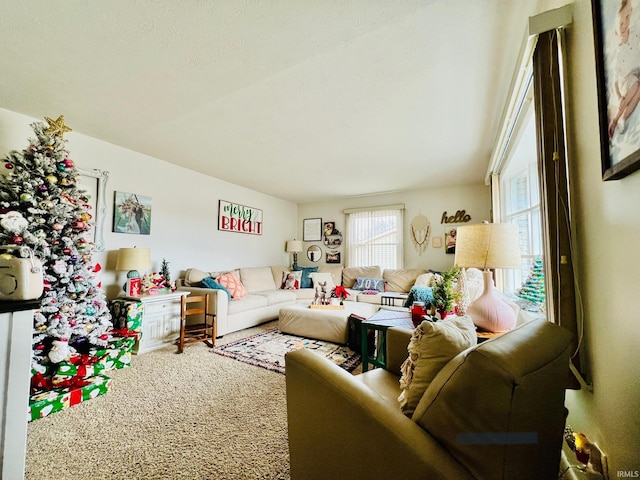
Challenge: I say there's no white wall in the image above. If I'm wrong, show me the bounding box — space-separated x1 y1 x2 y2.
297 185 491 272
0 108 298 299
536 0 640 474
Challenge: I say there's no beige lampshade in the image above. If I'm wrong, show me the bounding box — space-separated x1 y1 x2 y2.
454 223 521 269
286 240 303 253
115 247 152 272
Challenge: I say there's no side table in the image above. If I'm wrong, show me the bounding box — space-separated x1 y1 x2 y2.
361 310 416 372
114 291 188 354
379 292 409 307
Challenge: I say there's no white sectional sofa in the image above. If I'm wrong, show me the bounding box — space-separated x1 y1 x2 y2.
177 265 430 337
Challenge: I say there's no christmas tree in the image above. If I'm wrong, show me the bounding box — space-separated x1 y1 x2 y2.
0 116 112 373
517 257 546 306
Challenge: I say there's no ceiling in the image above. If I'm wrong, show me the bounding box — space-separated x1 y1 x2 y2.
1 0 544 204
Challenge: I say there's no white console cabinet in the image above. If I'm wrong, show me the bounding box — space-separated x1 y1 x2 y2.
123 292 187 354
1 300 39 480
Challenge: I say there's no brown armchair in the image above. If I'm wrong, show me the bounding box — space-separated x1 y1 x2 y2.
285 319 572 480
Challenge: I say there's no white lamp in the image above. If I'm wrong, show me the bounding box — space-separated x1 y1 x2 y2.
454 222 521 332
286 240 303 268
115 247 152 279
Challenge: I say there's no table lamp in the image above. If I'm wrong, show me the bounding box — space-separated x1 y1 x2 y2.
286 240 303 268
116 247 152 296
454 222 521 332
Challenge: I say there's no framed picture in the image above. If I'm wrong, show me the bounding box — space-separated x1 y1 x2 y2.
326 251 341 264
593 0 640 180
77 168 109 251
113 191 152 235
303 217 322 241
445 227 457 254
323 221 343 247
218 200 263 235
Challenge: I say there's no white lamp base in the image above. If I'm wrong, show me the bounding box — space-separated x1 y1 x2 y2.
467 270 516 333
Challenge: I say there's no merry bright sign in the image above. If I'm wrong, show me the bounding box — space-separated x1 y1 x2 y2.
218 200 263 235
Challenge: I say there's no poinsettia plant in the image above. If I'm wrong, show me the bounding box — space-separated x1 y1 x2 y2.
330 285 350 304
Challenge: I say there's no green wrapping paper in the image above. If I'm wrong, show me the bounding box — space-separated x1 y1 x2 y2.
29 374 112 421
109 299 143 332
51 340 134 387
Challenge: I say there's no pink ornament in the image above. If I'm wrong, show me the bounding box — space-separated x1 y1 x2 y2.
11 235 23 244
52 223 63 231
64 158 74 168
72 221 85 230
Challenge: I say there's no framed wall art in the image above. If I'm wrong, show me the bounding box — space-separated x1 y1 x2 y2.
303 217 322 241
445 227 457 254
592 0 640 180
218 200 263 235
326 251 341 264
113 191 152 235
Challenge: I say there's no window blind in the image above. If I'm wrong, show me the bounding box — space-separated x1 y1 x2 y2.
345 208 403 269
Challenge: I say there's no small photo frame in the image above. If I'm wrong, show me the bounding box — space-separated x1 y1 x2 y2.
326 251 341 264
303 218 322 241
445 228 457 254
113 191 152 235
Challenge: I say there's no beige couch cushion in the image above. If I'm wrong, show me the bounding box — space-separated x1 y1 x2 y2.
239 267 277 292
342 266 382 288
271 266 291 289
384 269 428 293
183 268 228 286
398 315 476 416
318 265 343 287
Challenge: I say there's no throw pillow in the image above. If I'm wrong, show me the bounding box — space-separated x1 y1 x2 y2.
293 266 318 289
398 315 477 417
403 286 435 308
281 270 302 290
308 272 336 290
413 272 435 288
215 271 247 300
352 277 386 292
200 276 232 301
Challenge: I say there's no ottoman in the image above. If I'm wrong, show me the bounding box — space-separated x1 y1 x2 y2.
279 302 379 344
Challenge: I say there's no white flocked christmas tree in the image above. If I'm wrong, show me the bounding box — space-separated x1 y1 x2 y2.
0 116 112 374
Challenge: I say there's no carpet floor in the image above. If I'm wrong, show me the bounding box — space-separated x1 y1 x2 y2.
25 321 298 480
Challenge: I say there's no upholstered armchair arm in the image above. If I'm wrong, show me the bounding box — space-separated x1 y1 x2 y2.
385 326 413 377
285 348 473 480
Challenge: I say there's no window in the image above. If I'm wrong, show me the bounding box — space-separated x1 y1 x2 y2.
499 110 544 310
345 206 403 269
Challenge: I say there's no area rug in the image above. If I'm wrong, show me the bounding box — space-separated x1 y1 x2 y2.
212 328 361 374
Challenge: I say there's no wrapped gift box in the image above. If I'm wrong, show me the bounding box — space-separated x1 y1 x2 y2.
28 374 112 421
109 299 143 332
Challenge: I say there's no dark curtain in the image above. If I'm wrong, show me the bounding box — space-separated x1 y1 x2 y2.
532 29 582 388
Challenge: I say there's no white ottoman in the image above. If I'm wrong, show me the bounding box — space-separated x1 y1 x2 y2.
279 302 379 344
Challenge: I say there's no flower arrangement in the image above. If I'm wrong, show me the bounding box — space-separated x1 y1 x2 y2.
330 285 350 304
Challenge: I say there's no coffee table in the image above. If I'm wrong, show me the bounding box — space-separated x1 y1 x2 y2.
279 302 379 344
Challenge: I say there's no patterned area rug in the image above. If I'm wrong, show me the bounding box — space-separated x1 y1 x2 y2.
212 328 361 374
